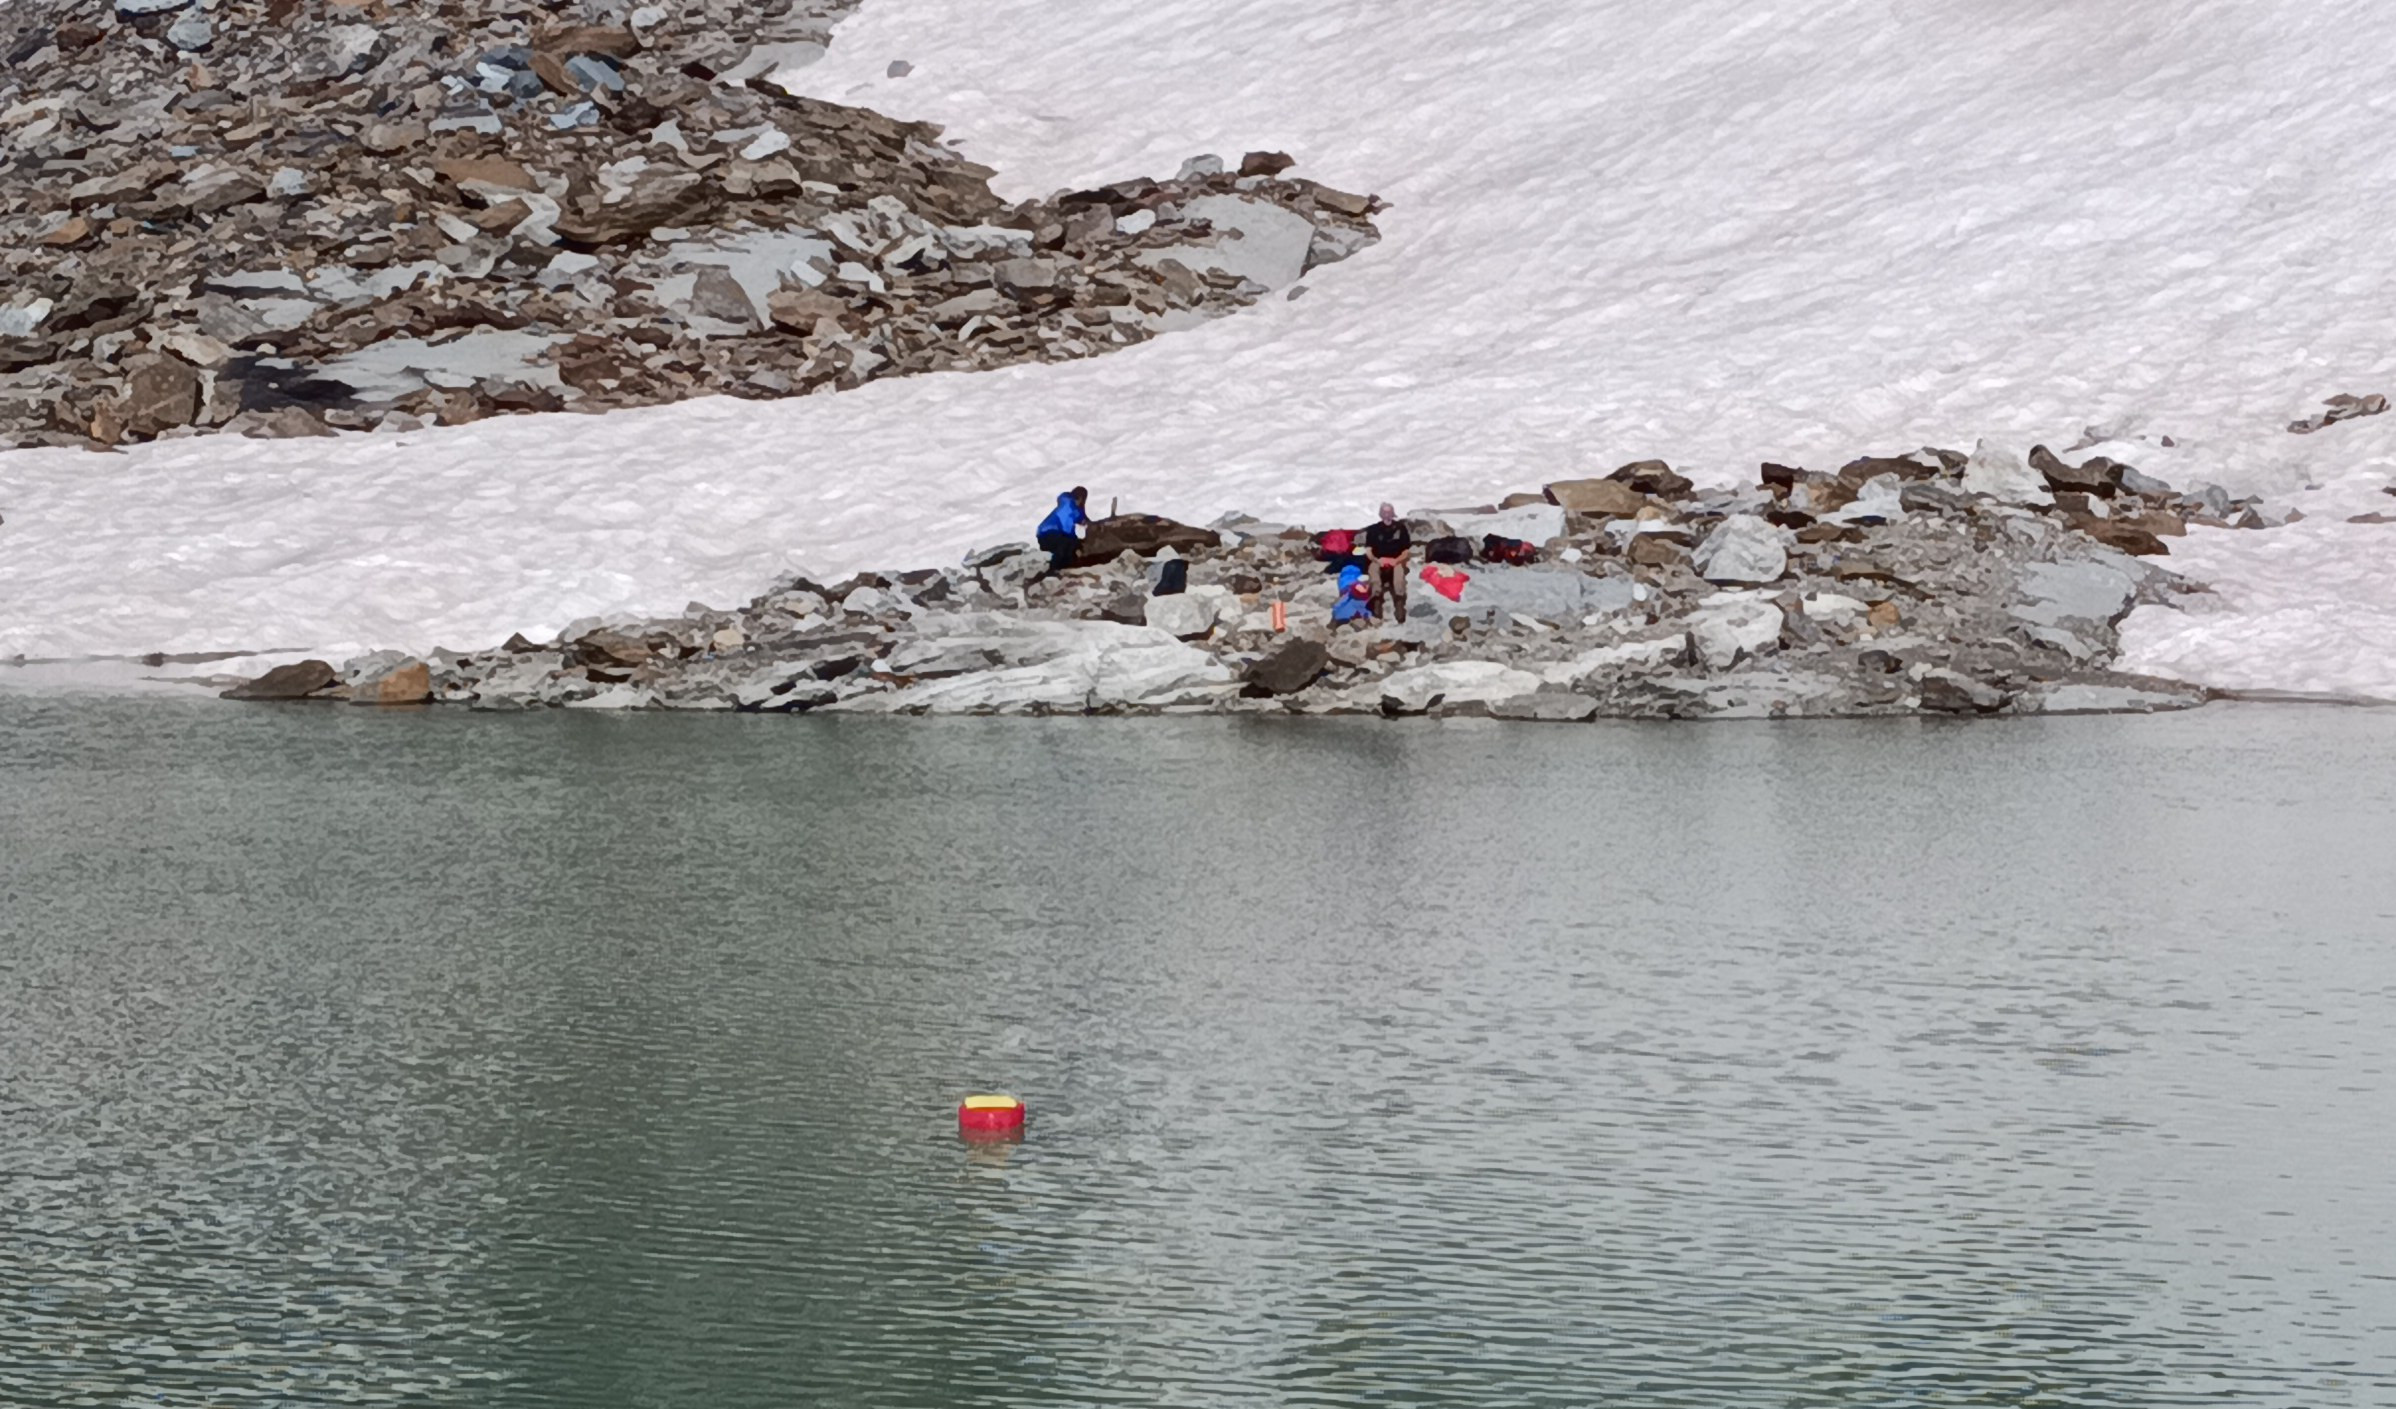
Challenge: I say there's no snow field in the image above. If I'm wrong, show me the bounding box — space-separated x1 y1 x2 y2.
1 0 2391 693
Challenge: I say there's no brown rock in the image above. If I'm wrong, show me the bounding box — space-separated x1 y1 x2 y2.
2031 445 2122 497
352 661 432 706
536 24 642 57
222 658 337 700
1867 600 1902 629
1079 514 1222 565
2075 518 2170 556
720 159 804 199
434 156 540 192
122 354 203 436
1920 669 2005 714
39 216 95 248
767 287 852 329
573 629 655 669
87 398 126 447
1608 459 1695 498
2114 508 2186 539
235 406 338 439
1545 477 1649 519
684 266 759 327
529 50 577 97
1242 637 1329 696
359 121 428 154
1240 151 1296 178
468 198 532 233
1627 535 1686 567
1312 186 1374 217
1838 455 1938 485
554 171 716 246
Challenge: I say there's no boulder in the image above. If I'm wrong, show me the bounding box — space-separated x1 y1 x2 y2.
2074 517 2172 557
846 619 1233 713
1143 584 1236 638
1079 515 1221 565
1919 669 2006 714
221 658 336 700
1957 440 2049 504
1628 534 1687 568
1242 638 1330 696
1379 660 1549 715
1691 514 1789 585
1824 474 1906 525
2013 557 2140 629
122 353 201 436
1686 595 1784 670
2031 445 2122 497
1545 478 1649 519
1898 482 1973 514
572 628 656 669
1608 460 1695 498
1134 195 1316 291
351 660 432 706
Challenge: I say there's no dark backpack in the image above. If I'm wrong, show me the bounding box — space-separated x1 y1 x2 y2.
1152 559 1189 596
1481 535 1537 565
1426 535 1473 564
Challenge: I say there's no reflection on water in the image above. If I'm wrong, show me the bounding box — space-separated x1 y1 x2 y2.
3 699 2394 1406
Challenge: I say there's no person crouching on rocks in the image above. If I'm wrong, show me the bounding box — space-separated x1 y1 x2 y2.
1036 486 1091 576
1363 502 1411 624
1331 562 1376 628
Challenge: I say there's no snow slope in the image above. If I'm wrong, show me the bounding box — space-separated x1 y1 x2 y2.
3 0 2393 687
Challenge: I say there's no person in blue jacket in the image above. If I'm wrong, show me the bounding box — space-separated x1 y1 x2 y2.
1331 562 1375 627
1037 486 1091 575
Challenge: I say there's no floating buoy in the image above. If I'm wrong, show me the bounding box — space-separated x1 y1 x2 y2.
957 1093 1026 1139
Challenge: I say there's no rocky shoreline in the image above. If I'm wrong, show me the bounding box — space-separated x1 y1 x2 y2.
215 441 2281 721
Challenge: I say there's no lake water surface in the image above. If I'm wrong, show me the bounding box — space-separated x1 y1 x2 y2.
3 698 2394 1406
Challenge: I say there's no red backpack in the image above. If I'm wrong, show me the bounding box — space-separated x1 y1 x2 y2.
1320 528 1357 556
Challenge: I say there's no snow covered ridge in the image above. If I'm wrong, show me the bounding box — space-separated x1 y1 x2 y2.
202 444 2263 721
0 0 1383 449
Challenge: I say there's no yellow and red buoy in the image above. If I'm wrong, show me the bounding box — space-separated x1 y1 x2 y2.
957 1093 1026 1139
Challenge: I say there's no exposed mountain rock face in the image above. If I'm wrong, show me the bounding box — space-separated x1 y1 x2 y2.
0 0 1383 447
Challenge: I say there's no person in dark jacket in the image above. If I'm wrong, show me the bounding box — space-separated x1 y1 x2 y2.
1036 487 1090 574
1362 502 1411 624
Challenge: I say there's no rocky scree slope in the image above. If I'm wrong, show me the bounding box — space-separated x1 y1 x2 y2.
0 0 1382 447
224 441 2256 720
